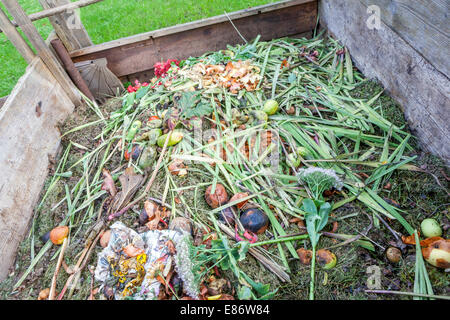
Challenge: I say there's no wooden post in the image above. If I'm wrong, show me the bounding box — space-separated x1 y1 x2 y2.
0 7 36 64
1 0 81 105
39 0 93 52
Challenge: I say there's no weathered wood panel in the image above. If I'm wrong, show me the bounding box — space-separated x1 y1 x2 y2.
70 0 317 78
2 0 81 105
38 0 94 52
0 95 8 108
319 0 450 165
0 58 74 281
359 0 450 78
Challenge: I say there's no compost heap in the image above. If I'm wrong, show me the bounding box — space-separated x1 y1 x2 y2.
9 35 449 301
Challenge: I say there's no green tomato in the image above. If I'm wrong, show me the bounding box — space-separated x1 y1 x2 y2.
262 99 279 115
421 218 442 238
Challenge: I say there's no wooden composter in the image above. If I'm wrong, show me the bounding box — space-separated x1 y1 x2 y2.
0 0 448 282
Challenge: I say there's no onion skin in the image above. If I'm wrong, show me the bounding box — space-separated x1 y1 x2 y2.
123 244 145 258
100 230 111 248
239 208 269 234
49 226 69 245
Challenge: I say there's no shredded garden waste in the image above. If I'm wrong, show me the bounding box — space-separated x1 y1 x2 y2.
7 33 449 301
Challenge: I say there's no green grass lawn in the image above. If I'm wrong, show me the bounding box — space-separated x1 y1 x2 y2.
0 0 276 97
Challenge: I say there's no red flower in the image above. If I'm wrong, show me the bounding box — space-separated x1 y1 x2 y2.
153 59 180 78
127 85 136 93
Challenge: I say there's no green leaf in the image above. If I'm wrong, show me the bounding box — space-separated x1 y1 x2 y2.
126 92 135 106
136 85 149 99
238 286 253 300
301 198 317 215
317 202 331 231
178 91 213 119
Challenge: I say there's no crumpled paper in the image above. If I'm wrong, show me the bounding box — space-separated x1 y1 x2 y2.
95 221 198 300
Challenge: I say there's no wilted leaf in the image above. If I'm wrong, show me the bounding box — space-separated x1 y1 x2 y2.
101 169 117 197
110 167 144 211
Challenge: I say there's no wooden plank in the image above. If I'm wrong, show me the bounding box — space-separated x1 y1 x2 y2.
70 0 315 57
0 96 8 108
0 7 35 64
359 0 450 78
319 0 450 165
0 0 104 33
0 57 75 281
38 0 95 51
71 0 318 78
2 0 81 105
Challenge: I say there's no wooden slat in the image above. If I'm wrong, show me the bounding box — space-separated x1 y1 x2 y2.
1 0 81 105
359 0 450 78
0 95 8 108
70 0 316 57
71 0 317 78
0 57 75 281
0 7 36 64
319 0 450 165
38 0 95 51
0 0 104 33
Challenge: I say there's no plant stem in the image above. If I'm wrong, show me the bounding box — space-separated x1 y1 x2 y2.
249 234 308 247
310 245 316 300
